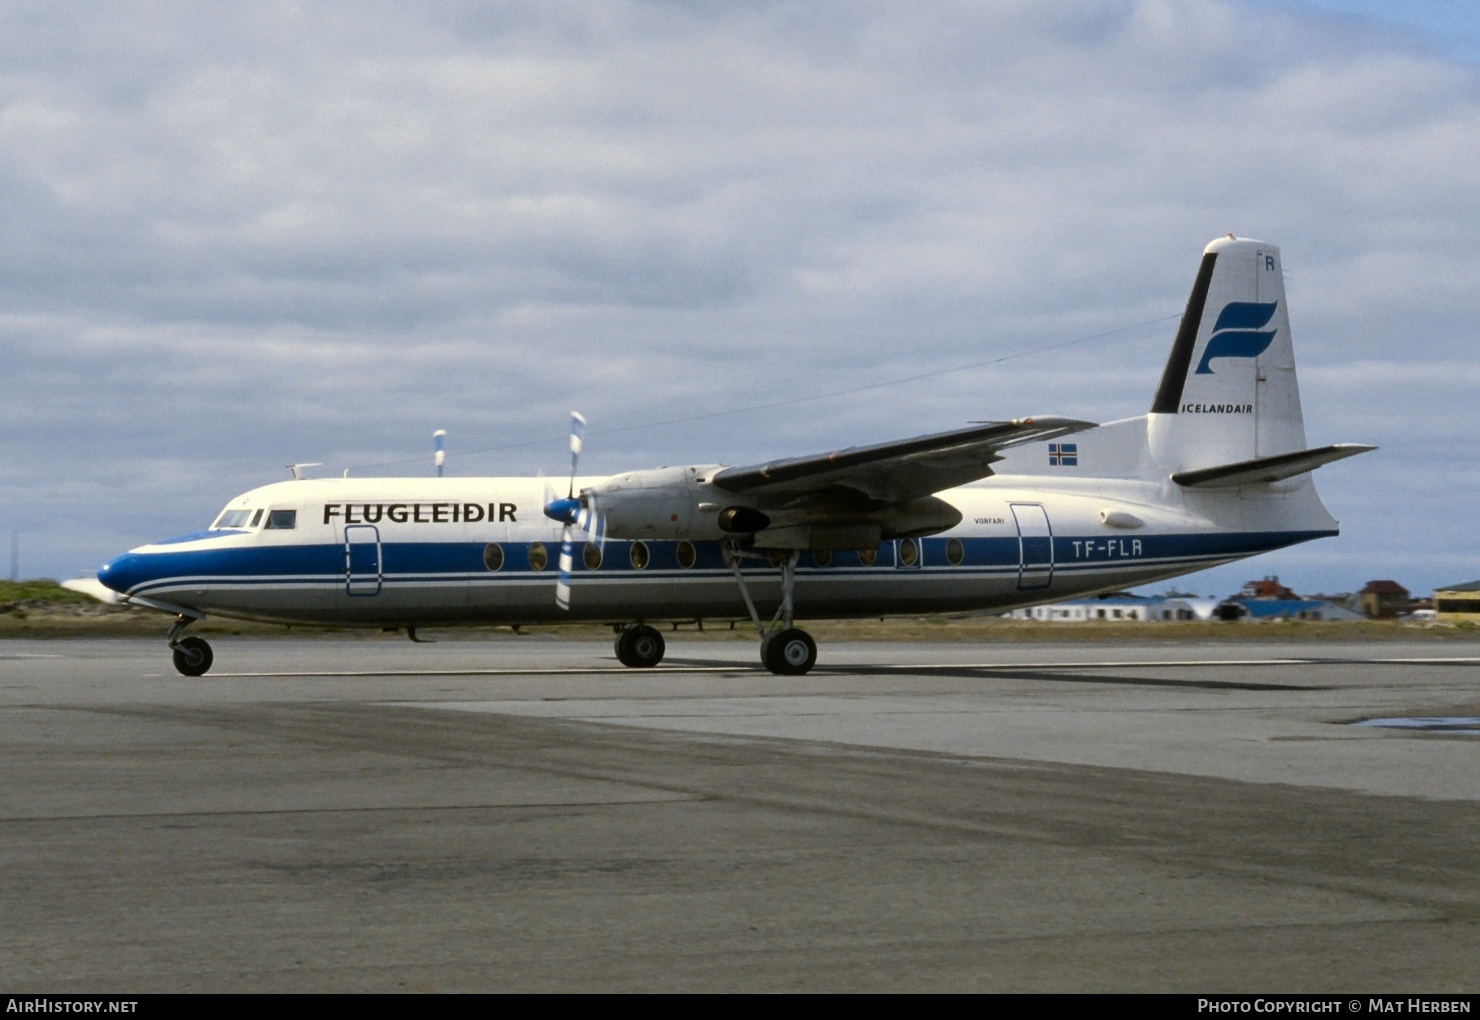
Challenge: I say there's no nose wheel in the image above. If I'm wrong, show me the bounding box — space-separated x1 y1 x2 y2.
171 636 214 677
165 613 213 676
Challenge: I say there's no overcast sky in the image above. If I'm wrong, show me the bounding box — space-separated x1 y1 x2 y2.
3 0 1477 599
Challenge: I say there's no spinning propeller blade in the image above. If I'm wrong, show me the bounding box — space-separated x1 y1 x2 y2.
542 412 594 610
567 412 586 496
555 529 575 611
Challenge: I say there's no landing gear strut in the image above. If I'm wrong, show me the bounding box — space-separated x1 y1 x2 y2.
166 614 213 677
726 544 818 676
615 624 665 668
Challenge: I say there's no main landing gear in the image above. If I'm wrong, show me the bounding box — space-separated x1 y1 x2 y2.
609 546 818 675
166 613 213 676
760 628 817 675
727 544 818 676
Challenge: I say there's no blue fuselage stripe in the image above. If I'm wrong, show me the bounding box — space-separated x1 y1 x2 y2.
102 530 1334 624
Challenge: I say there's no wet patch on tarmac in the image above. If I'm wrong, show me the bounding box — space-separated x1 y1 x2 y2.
1352 716 1480 735
837 664 1325 691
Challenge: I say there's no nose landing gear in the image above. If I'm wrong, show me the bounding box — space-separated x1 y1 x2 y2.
166 613 213 676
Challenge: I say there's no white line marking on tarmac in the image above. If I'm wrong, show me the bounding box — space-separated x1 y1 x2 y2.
197 655 1480 679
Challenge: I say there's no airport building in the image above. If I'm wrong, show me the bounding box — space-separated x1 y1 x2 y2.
1357 579 1411 619
1005 594 1203 622
1213 597 1365 623
1433 580 1480 622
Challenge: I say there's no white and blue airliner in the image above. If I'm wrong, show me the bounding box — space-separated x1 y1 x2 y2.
75 237 1372 676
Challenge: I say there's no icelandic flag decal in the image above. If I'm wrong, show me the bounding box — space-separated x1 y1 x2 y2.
1048 442 1078 467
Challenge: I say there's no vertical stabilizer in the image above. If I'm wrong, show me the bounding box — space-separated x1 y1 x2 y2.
1147 237 1308 473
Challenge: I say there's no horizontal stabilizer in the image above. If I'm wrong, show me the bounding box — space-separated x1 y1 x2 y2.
60 577 126 605
1171 443 1375 488
64 576 205 617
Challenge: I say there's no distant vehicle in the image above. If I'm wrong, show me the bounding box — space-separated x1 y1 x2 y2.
74 236 1371 676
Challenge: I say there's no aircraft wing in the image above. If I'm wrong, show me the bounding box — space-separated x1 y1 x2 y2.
709 416 1095 506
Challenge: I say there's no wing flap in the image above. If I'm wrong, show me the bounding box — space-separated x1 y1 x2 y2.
711 416 1096 505
1171 443 1375 488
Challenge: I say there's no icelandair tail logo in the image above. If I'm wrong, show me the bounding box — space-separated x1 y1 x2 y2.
1195 301 1278 374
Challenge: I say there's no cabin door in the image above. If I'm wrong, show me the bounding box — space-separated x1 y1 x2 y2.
1010 503 1054 591
344 525 383 596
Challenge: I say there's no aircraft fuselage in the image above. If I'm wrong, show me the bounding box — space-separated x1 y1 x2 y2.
100 472 1331 628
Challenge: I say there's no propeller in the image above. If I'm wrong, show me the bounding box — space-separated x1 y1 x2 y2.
542 412 591 610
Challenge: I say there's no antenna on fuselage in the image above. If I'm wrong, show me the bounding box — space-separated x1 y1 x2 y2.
287 463 322 481
433 429 447 477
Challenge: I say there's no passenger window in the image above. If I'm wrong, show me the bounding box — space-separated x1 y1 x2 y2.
483 543 504 571
264 510 297 530
629 541 650 570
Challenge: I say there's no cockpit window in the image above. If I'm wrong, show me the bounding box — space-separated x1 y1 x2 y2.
250 508 264 527
264 509 297 530
212 509 254 529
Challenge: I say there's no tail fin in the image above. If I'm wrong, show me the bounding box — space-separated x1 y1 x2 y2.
1148 237 1306 472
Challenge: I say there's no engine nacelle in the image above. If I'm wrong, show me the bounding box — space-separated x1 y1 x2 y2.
584 465 736 541
877 496 963 539
584 468 962 547
748 496 961 550
718 506 771 533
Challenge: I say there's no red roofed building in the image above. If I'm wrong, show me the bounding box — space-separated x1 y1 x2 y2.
1239 576 1297 600
1357 580 1410 619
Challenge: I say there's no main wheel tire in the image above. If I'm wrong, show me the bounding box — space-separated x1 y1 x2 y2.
761 628 816 675
171 636 214 677
614 625 665 668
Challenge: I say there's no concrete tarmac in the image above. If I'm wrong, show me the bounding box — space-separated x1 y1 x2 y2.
2 634 1477 992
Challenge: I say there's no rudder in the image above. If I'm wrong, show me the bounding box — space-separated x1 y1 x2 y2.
1148 236 1307 473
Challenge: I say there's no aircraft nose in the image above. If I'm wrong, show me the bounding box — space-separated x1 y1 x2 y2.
98 551 148 595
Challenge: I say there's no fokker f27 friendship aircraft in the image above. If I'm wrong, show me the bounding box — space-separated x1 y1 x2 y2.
78 237 1372 676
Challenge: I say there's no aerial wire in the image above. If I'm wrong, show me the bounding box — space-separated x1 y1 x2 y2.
351 311 1180 472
